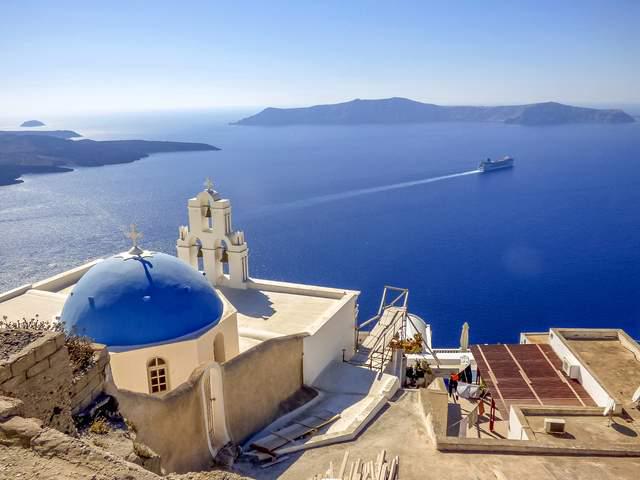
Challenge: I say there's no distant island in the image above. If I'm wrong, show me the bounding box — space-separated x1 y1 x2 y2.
2 130 81 139
233 98 636 126
0 130 220 186
20 120 46 127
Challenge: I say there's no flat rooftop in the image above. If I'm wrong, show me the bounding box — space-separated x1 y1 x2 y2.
472 343 596 415
524 411 640 447
0 260 356 353
0 289 67 324
219 280 354 347
521 332 550 344
556 329 640 406
219 286 337 335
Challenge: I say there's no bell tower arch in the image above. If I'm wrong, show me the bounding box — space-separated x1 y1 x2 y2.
176 178 249 289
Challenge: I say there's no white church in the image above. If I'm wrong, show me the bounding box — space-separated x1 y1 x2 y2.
0 179 367 464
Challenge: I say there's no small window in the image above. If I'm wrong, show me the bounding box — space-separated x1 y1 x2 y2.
147 357 169 394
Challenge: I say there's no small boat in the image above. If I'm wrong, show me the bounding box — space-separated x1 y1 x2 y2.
479 156 514 173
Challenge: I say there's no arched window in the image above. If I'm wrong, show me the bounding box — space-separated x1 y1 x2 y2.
214 333 226 363
147 357 169 394
195 239 205 272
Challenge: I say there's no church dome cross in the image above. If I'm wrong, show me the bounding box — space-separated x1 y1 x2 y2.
126 223 144 256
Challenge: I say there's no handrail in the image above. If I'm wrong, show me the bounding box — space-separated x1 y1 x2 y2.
367 308 405 372
358 313 382 330
367 309 403 355
356 286 409 352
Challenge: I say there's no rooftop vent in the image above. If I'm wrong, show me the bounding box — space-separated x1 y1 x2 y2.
544 418 566 434
561 357 580 379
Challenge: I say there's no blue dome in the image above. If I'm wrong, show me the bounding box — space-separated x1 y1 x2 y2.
61 252 223 347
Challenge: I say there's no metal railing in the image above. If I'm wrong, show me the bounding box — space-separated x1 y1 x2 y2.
353 286 441 371
355 286 409 352
366 308 406 372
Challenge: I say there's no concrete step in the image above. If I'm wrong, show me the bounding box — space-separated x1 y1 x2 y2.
244 361 400 456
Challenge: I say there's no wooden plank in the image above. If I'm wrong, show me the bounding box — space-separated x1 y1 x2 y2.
260 455 290 469
348 461 356 480
388 457 398 480
243 449 272 461
254 413 340 454
368 461 375 480
338 451 350 479
375 450 385 478
250 434 289 453
249 439 281 456
378 463 388 480
354 458 362 475
270 430 296 443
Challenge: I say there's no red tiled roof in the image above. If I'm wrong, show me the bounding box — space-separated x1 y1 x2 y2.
471 343 596 415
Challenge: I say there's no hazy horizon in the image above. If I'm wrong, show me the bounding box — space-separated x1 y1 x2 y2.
2 1 638 116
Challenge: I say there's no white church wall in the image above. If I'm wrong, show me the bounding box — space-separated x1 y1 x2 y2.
303 292 358 385
109 339 201 394
109 304 239 395
194 310 240 364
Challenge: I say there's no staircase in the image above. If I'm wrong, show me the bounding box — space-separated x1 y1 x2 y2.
351 286 441 372
351 286 410 372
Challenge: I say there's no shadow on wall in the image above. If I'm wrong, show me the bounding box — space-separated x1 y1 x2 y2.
105 366 210 474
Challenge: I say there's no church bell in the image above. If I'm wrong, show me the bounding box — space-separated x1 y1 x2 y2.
203 205 212 218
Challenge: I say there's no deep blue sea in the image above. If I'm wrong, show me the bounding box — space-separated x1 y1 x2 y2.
1 110 639 346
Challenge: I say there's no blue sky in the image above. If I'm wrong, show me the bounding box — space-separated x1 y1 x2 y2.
1 1 638 114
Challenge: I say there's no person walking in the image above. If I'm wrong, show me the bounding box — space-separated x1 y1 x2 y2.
448 372 460 402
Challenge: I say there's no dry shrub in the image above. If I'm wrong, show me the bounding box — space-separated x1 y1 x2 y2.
65 335 95 374
89 417 110 435
0 315 95 374
133 441 155 459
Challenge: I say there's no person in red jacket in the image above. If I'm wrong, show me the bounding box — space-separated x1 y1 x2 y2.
448 372 460 402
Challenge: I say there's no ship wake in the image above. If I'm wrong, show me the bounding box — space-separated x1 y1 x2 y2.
266 169 481 212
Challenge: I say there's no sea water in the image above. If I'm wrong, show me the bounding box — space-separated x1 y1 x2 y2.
0 110 638 346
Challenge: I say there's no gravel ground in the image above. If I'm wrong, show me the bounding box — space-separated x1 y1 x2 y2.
0 329 43 361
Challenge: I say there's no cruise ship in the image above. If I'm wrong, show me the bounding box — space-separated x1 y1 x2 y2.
479 155 514 173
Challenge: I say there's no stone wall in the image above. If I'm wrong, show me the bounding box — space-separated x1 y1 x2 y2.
0 395 161 480
106 367 211 474
0 330 76 434
420 377 448 441
221 334 304 444
70 344 109 414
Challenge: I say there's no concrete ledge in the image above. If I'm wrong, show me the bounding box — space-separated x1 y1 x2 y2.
0 284 32 303
248 277 359 300
435 435 640 457
275 375 400 455
31 259 101 293
275 392 390 455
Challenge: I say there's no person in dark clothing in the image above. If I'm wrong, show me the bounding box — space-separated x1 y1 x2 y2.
459 364 473 384
448 372 459 402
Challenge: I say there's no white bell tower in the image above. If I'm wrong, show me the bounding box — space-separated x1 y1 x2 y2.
176 178 249 289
